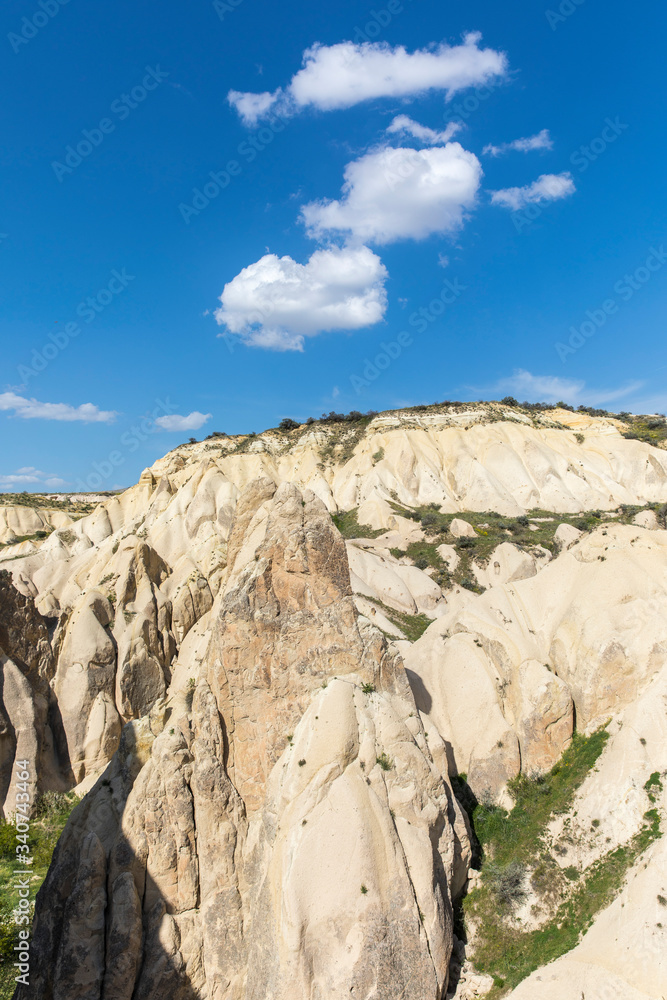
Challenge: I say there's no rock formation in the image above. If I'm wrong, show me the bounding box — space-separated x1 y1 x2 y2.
0 570 67 817
1 403 666 999
17 481 471 1000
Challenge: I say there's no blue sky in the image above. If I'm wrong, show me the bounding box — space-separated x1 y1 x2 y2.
1 0 665 491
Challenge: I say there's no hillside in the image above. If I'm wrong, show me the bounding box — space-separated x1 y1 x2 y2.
0 401 665 1000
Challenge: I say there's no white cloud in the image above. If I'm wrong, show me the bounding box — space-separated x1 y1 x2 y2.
483 129 553 157
386 115 463 145
437 252 450 268
493 369 644 406
215 245 388 352
0 393 117 423
226 89 278 125
0 467 67 489
228 34 508 124
301 143 482 245
154 412 212 432
490 172 575 211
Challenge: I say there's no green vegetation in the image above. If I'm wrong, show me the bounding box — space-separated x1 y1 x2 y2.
644 772 664 804
0 492 101 514
318 414 378 465
0 529 52 550
455 728 663 996
357 593 433 642
0 792 79 998
361 683 376 694
331 509 384 540
385 500 667 593
57 529 77 546
376 752 393 772
372 448 385 463
621 415 667 447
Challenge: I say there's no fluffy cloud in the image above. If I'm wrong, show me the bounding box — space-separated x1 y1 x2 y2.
483 129 553 157
301 143 482 244
154 412 212 432
215 245 388 351
493 369 644 406
0 393 117 422
228 34 508 124
386 115 463 145
0 467 66 489
490 172 575 210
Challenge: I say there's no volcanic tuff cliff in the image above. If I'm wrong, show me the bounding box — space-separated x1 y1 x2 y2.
1 402 666 999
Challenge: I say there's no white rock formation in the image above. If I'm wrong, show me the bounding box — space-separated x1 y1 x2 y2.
19 480 471 1000
0 504 72 544
450 518 477 539
347 540 446 617
404 523 667 800
2 405 667 1000
472 541 551 589
634 508 659 529
554 522 583 549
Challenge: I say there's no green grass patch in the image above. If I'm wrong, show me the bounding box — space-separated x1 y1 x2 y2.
332 509 384 540
356 593 434 642
0 792 79 998
456 727 663 996
644 772 664 804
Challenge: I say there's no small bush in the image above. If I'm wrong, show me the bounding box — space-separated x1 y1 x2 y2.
456 537 475 549
361 683 376 694
376 752 393 772
279 418 300 431
486 860 527 906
